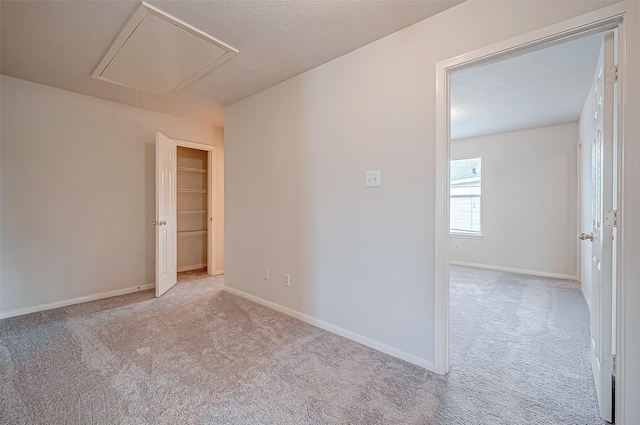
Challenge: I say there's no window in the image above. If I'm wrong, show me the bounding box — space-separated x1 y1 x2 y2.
450 157 481 235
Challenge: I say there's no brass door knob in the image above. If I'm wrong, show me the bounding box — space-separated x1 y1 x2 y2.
152 220 167 226
579 233 593 241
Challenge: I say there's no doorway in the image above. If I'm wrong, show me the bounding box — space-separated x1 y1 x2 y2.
434 13 625 424
177 146 210 273
175 139 217 279
155 133 216 297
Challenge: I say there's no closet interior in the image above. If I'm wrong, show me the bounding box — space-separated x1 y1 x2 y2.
177 146 208 272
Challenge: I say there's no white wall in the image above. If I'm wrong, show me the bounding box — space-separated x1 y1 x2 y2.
450 123 578 279
226 2 640 420
225 1 624 368
0 75 223 313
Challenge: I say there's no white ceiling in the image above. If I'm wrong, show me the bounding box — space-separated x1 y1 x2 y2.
0 0 462 126
451 33 605 140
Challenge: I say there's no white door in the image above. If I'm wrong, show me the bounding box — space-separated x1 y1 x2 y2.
582 32 615 422
155 132 178 297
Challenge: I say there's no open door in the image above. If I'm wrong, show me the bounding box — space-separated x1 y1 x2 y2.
580 32 616 422
155 132 178 297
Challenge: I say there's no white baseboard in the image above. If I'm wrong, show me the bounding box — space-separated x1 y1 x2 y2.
0 283 156 320
222 286 435 372
212 269 224 276
450 260 578 281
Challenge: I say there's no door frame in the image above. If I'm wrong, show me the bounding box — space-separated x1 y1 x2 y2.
174 139 216 276
433 2 629 420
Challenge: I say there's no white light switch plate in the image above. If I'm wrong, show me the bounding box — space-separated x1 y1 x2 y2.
366 170 381 187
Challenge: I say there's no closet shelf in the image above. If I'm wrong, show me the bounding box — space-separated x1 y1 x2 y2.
178 210 207 215
177 189 207 194
177 166 206 173
177 230 207 237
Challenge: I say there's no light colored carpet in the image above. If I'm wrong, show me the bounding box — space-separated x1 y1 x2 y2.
0 267 603 424
446 266 603 424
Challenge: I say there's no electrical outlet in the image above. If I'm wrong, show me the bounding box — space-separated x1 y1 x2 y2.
454 243 460 249
264 268 270 280
284 273 291 287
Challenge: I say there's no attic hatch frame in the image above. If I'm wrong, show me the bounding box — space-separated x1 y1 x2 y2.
433 1 629 421
91 2 238 97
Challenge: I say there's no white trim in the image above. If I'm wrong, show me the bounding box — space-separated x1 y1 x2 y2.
434 50 451 377
213 269 224 276
175 139 215 151
0 284 155 320
450 261 578 281
223 286 435 371
91 4 148 82
434 7 629 421
207 149 216 276
614 14 627 424
449 233 483 239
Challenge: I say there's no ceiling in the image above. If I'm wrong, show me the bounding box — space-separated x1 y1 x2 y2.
451 33 605 140
0 0 462 126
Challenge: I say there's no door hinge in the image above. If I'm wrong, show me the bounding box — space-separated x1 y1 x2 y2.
605 65 618 84
604 209 617 228
603 353 616 373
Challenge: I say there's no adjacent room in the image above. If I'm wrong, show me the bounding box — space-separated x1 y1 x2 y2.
447 31 616 422
1 1 638 424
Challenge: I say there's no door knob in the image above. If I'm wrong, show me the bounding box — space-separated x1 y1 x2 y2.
579 232 593 241
152 221 167 226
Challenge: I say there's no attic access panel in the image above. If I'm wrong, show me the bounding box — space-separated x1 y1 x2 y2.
92 2 238 97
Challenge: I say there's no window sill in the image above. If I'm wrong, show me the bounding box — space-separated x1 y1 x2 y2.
450 232 484 240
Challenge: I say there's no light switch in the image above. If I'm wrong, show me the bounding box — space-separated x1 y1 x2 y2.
366 170 381 187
